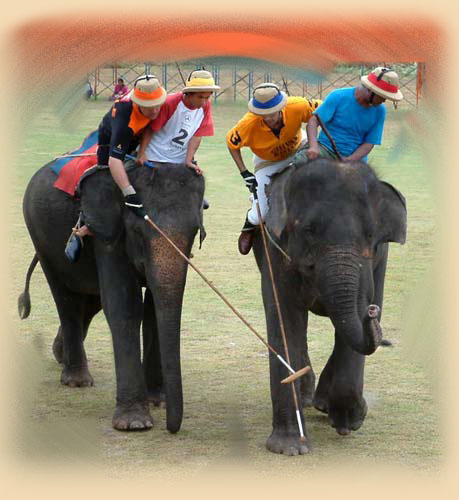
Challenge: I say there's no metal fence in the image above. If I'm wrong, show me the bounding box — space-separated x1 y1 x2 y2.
88 62 424 108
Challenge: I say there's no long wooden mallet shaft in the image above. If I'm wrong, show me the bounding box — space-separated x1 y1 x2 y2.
254 197 305 441
315 114 343 161
143 214 304 379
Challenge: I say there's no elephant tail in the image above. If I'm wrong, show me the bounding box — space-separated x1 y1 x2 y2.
18 254 39 319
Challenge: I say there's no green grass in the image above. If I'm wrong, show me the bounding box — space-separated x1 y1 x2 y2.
8 98 440 475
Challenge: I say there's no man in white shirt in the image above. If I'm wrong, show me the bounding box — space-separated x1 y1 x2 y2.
137 69 219 176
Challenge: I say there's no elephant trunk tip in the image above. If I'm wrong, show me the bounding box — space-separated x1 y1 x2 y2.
363 304 383 355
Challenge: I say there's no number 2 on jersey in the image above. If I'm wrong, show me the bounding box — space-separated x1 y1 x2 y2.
172 128 189 146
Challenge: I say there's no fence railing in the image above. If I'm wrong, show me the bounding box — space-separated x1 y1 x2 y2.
88 62 424 108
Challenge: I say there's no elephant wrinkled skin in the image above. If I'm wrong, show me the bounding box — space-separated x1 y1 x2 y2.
253 158 407 455
20 163 205 433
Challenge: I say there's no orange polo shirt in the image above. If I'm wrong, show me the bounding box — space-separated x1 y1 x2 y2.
226 97 321 162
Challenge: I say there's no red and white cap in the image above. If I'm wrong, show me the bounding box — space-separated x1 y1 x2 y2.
361 67 404 102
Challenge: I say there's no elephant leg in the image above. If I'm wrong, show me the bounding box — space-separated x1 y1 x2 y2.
313 351 335 413
260 266 310 455
39 258 94 387
322 334 367 435
52 326 63 364
300 316 315 407
142 288 164 407
52 295 101 365
95 245 152 431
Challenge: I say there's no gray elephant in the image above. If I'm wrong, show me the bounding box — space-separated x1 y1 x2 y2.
19 162 205 433
252 158 407 455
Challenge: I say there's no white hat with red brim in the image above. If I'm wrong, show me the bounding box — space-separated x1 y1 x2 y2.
361 67 404 102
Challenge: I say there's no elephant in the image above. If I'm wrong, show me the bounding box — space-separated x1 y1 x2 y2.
252 157 407 455
19 162 205 433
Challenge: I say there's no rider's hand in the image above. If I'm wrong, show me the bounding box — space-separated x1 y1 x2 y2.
136 153 147 166
124 193 146 218
187 161 203 175
306 146 321 161
240 170 258 193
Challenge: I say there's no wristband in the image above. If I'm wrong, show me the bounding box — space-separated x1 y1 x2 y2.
122 185 136 196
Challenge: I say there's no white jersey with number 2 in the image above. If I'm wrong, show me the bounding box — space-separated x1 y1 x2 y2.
145 94 208 163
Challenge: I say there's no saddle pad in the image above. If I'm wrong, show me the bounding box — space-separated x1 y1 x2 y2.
52 129 99 196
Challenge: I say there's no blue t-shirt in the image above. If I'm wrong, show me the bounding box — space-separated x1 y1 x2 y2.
314 87 386 163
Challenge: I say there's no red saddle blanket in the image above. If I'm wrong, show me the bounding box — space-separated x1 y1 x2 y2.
52 130 99 196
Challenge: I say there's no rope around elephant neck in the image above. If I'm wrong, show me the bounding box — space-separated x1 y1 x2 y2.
143 214 307 381
264 226 291 262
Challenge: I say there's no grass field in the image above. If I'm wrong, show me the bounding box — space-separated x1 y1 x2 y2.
8 97 440 476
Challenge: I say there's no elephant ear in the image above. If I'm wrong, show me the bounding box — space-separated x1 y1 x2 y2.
265 166 296 239
375 181 407 244
80 170 124 245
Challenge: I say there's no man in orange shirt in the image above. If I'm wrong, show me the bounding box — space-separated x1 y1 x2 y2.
65 75 167 262
226 83 321 255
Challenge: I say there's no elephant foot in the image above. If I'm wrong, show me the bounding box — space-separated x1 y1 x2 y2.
266 428 310 456
60 365 94 387
328 397 367 435
112 402 153 431
52 331 63 364
147 389 165 407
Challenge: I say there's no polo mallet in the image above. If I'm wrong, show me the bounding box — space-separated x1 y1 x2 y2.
252 186 308 441
53 152 155 168
142 213 309 384
315 114 343 161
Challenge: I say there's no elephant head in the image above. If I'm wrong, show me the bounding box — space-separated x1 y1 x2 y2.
80 163 205 433
265 158 406 356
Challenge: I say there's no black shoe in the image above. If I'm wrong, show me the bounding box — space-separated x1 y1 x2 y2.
65 234 82 263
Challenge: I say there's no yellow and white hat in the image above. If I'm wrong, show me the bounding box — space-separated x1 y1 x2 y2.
130 75 167 107
361 67 403 102
182 70 220 93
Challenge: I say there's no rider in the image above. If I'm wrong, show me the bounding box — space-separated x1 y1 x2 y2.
65 75 167 263
226 83 321 255
137 69 219 176
303 66 404 163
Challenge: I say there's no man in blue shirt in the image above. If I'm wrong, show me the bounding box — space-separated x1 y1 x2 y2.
303 67 403 163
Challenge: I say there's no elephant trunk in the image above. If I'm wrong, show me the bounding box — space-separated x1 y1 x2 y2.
318 248 382 355
146 234 191 433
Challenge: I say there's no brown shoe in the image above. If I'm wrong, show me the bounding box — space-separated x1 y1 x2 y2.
238 230 254 255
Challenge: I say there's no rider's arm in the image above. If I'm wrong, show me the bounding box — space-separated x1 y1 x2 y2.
137 126 154 165
227 147 248 173
185 136 202 166
108 157 132 192
344 143 374 162
306 114 320 148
